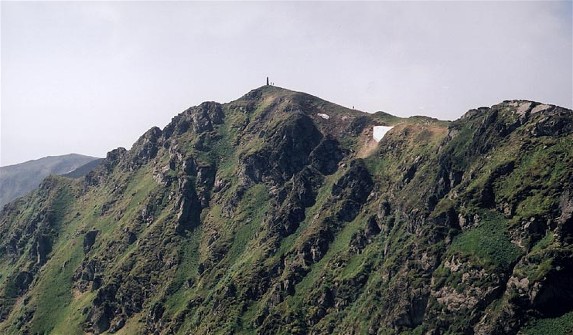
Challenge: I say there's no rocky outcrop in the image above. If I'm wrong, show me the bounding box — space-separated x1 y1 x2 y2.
162 101 224 139
331 159 373 222
239 112 323 187
127 127 162 169
83 230 99 253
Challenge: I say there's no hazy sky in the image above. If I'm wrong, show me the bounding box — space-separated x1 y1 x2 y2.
1 1 572 166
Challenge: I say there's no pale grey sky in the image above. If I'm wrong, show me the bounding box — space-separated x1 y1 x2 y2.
1 1 572 166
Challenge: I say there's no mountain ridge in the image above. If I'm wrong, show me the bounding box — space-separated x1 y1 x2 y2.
0 153 100 207
0 86 571 335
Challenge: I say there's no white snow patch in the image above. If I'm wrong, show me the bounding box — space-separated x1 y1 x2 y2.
317 113 330 120
373 126 393 142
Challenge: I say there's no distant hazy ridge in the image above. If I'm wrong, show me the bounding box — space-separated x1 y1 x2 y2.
0 154 100 207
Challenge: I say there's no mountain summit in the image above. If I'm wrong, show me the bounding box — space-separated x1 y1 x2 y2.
0 87 572 334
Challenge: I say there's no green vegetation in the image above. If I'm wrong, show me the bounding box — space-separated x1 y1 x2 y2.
449 210 522 271
523 311 573 335
0 89 571 334
29 239 84 334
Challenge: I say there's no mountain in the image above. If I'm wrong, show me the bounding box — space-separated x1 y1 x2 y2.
62 158 105 179
0 86 571 335
0 154 100 208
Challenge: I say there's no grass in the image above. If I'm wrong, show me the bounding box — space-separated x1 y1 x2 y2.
164 228 202 315
495 138 571 220
0 164 163 334
449 210 522 271
223 183 270 268
530 232 554 254
37 242 87 335
523 311 573 335
442 120 478 171
28 202 85 334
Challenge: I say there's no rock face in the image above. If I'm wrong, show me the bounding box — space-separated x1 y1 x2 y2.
0 88 571 334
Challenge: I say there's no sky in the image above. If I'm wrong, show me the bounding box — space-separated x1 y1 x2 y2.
1 1 572 167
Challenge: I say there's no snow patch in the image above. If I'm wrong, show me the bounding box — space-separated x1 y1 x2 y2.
317 113 330 120
373 126 393 142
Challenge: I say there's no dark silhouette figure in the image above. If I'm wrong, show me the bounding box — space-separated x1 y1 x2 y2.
267 77 269 86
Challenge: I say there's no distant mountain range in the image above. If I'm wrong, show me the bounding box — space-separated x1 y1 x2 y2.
0 86 572 334
0 154 101 207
